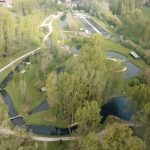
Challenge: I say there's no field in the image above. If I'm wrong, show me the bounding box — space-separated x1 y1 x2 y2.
140 6 150 18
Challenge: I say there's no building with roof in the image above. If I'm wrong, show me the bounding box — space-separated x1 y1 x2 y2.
130 51 140 59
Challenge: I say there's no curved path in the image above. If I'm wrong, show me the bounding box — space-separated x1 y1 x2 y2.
0 12 63 74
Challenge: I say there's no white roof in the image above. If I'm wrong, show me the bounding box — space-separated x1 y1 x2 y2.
130 51 139 59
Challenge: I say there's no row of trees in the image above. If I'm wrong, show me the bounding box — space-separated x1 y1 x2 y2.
80 0 122 28
110 0 150 49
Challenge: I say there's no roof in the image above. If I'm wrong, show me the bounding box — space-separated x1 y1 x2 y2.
130 51 140 59
40 87 47 92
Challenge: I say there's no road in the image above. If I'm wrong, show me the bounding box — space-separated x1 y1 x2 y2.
0 12 63 74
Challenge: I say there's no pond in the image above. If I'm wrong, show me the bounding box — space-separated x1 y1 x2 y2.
100 97 132 123
106 51 141 78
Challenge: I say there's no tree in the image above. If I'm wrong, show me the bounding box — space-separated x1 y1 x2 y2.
100 123 146 150
13 0 39 16
144 127 150 150
129 84 150 123
78 132 100 150
75 101 101 134
142 68 150 86
0 128 38 150
0 8 16 56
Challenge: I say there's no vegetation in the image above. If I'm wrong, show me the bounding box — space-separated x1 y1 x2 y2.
0 0 149 149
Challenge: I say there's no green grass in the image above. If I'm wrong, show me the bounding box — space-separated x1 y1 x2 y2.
6 56 46 115
37 141 71 150
26 109 69 128
140 6 150 18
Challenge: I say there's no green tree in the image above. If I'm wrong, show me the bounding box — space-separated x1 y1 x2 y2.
78 132 100 150
129 84 150 123
75 101 101 134
0 8 16 56
100 123 146 150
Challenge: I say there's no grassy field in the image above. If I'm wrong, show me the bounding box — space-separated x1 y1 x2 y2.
37 141 71 150
26 109 68 128
140 6 150 18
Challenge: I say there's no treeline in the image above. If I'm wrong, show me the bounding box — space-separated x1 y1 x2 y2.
110 0 150 49
0 0 62 58
80 0 122 28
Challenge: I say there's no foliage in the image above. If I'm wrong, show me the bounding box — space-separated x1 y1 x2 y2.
129 84 150 123
100 123 146 150
78 132 100 150
75 101 101 134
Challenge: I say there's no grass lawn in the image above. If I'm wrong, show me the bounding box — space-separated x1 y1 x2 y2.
140 6 150 18
26 109 69 128
37 141 71 150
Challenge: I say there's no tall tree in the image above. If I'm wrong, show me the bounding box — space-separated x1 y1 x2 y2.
78 132 100 150
100 123 146 150
75 101 101 134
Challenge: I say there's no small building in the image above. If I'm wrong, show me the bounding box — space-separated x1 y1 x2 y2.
40 87 47 92
130 51 140 59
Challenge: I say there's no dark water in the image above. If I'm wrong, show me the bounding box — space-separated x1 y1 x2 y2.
28 100 50 115
0 71 13 89
100 97 132 123
106 51 141 78
0 89 25 126
27 125 70 136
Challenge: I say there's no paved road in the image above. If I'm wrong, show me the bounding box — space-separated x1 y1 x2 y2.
0 12 63 74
